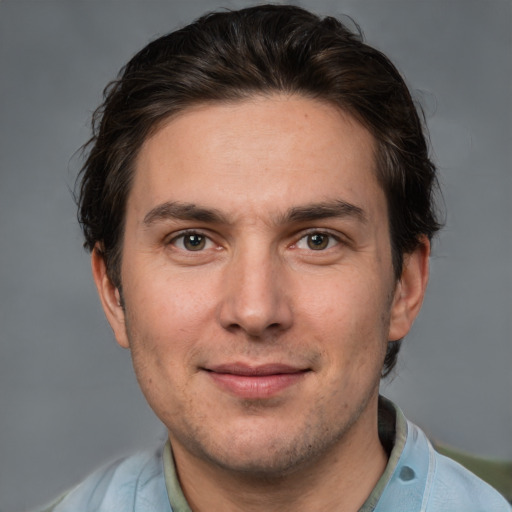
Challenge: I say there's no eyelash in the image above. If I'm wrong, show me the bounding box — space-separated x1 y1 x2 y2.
168 229 343 252
294 231 342 251
168 230 216 252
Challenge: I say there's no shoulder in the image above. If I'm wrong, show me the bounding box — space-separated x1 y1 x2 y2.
426 447 511 512
377 419 511 512
40 447 172 512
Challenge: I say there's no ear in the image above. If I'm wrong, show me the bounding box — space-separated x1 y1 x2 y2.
91 244 130 349
388 238 430 342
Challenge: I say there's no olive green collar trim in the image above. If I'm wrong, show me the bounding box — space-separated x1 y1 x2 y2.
163 440 193 512
358 396 407 512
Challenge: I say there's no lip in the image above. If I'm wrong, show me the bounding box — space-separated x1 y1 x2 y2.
203 363 309 399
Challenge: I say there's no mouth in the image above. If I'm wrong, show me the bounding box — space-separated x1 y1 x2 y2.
202 363 310 399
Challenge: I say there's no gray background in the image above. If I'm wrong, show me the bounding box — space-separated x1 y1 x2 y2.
1 1 511 511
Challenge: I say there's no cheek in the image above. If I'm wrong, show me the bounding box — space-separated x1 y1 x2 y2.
123 298 204 427
299 270 391 370
127 266 216 331
122 272 216 384
302 268 390 330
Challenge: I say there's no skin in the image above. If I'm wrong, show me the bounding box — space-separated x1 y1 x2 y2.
93 95 429 511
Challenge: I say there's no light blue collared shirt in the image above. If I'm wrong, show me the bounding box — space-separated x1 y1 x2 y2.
41 398 511 512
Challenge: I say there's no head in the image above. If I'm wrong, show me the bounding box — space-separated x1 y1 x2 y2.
78 5 440 377
80 4 440 483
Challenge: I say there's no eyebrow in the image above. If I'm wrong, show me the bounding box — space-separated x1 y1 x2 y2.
143 201 229 226
282 200 367 224
143 199 366 227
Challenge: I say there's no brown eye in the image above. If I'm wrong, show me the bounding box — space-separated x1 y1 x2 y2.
307 233 329 250
168 231 218 260
295 232 339 252
182 233 206 251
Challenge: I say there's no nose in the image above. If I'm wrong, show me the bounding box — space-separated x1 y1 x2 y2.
217 244 293 338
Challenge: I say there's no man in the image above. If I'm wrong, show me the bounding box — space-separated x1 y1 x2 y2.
43 4 510 511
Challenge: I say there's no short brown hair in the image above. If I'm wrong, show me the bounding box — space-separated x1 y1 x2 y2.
77 4 441 376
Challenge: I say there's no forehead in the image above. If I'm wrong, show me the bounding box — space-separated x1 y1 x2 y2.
130 95 383 223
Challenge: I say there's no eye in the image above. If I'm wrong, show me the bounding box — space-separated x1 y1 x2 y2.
296 231 339 251
171 232 213 251
295 232 340 251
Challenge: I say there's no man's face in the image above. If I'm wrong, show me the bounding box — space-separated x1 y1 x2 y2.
95 95 423 476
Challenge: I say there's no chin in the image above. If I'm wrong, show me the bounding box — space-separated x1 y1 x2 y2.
176 416 349 479
207 446 317 479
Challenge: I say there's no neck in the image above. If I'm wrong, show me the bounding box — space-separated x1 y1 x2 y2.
170 396 388 512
